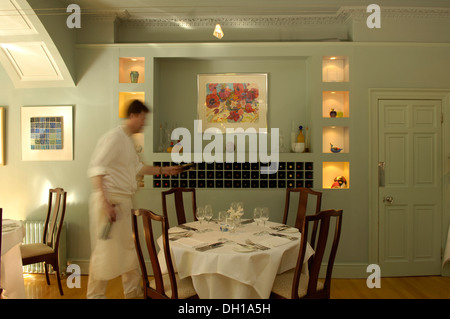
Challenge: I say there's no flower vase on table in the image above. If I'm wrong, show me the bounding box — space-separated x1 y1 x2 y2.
228 202 244 228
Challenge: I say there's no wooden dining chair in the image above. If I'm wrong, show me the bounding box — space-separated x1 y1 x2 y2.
271 209 343 299
20 188 67 296
132 208 197 299
161 187 197 226
282 187 322 230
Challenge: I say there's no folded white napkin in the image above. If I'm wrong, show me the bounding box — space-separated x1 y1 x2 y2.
175 237 205 248
259 236 290 247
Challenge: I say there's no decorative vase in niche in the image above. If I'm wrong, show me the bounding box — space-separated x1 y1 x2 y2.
130 71 139 83
329 108 337 118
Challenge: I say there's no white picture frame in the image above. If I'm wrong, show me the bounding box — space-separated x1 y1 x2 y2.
21 106 73 161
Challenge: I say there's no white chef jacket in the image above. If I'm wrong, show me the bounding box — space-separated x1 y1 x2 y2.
87 126 144 195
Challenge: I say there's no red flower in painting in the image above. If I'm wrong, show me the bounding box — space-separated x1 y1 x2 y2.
233 83 245 97
227 110 240 122
245 103 255 113
206 93 220 108
246 88 259 101
218 87 232 101
208 83 218 93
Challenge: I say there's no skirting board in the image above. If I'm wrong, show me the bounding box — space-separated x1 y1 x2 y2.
69 260 370 279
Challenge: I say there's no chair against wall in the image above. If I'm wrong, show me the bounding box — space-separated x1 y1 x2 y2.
132 208 197 299
161 188 197 226
271 209 343 299
20 188 67 296
282 187 322 230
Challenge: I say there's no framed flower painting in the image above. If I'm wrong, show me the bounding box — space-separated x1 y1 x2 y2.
197 73 268 133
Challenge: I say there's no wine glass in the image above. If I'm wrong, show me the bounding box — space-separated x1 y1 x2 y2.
204 204 213 224
260 207 269 227
253 207 262 226
196 207 205 225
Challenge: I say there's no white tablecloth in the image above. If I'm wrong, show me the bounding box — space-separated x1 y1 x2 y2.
158 220 314 299
1 219 26 299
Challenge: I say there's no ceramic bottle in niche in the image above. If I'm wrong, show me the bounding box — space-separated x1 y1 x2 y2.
294 125 305 153
330 108 337 118
130 71 139 83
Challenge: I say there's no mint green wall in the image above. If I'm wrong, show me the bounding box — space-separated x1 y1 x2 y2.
1 42 450 276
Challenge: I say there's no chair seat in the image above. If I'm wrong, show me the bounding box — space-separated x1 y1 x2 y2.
150 274 197 299
20 243 55 259
271 269 324 299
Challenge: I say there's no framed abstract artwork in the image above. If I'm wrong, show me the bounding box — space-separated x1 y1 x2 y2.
0 107 4 165
197 73 268 133
21 106 73 161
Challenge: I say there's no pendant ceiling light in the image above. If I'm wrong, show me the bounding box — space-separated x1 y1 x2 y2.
213 24 224 39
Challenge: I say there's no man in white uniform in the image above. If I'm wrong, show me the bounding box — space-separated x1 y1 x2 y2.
87 100 181 299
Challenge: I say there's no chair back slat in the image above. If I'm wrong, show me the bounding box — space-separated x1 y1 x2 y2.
132 208 178 299
292 209 343 299
43 188 66 250
162 188 197 227
283 187 322 230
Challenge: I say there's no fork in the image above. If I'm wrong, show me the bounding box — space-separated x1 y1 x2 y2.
245 239 270 250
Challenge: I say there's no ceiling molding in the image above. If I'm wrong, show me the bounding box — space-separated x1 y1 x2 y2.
79 6 450 29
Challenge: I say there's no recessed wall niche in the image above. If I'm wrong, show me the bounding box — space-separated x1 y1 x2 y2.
322 161 349 189
322 56 349 82
119 92 145 118
322 126 349 153
322 91 349 118
119 57 145 83
153 57 309 154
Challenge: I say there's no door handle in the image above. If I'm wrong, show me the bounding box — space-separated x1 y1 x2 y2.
378 162 385 187
383 196 394 204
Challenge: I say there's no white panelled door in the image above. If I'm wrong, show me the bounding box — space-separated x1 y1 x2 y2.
378 99 442 276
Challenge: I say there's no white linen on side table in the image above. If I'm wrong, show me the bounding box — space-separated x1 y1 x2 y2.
443 224 450 268
1 219 26 299
158 220 314 299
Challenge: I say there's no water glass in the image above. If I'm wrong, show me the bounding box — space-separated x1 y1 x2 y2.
218 211 229 241
260 207 269 226
196 207 205 224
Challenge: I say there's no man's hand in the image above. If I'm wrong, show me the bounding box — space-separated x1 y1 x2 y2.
105 203 117 222
163 165 183 176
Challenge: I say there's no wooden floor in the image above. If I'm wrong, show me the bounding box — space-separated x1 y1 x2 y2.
22 273 450 299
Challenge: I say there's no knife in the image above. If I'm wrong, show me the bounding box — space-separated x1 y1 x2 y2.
269 233 298 241
240 219 254 225
195 242 224 252
179 224 198 231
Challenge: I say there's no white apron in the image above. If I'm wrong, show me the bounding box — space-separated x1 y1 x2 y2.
89 191 139 281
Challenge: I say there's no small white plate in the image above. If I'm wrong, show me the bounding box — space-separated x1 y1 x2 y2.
233 245 257 253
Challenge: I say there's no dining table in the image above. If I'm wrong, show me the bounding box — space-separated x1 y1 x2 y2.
1 219 26 299
158 219 314 299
